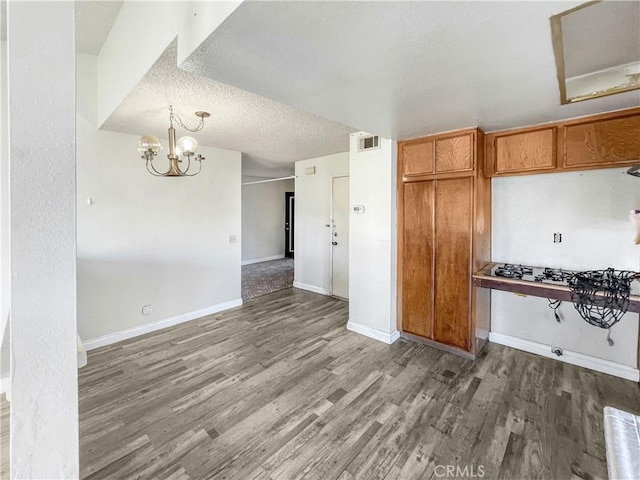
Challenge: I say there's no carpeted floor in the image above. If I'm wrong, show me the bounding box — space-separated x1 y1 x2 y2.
242 258 294 302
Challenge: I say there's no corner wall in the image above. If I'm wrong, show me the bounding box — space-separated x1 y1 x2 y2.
0 40 9 384
294 153 349 294
77 53 242 344
9 3 79 476
348 133 398 344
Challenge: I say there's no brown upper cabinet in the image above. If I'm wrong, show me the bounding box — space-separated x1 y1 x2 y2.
486 107 640 177
435 134 473 173
563 114 640 168
490 127 557 175
401 139 435 176
401 130 476 179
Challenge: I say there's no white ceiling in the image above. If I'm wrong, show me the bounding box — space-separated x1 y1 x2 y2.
562 1 640 78
102 42 355 175
75 1 123 55
180 0 640 140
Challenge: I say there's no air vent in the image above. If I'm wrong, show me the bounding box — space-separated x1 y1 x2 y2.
358 135 380 151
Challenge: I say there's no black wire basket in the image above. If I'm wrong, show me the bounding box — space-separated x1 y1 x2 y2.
568 268 638 329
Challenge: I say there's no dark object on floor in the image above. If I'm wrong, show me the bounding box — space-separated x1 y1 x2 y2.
242 258 294 301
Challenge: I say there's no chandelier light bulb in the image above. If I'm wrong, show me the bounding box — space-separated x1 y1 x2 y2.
138 135 162 155
176 136 199 156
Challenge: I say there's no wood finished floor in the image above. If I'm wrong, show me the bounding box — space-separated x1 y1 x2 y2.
5 287 640 479
1 392 8 478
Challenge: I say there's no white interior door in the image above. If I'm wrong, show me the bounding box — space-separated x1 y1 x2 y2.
331 176 349 299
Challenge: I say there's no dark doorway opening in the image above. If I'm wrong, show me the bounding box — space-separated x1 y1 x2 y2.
285 192 295 259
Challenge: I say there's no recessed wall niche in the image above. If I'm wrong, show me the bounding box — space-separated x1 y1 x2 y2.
550 0 640 104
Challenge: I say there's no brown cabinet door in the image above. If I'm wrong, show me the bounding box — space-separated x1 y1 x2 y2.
492 128 556 174
402 181 434 339
433 177 472 350
435 133 473 173
402 140 435 176
563 115 640 168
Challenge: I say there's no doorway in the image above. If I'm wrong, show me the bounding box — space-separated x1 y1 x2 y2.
285 192 295 258
240 177 295 302
331 176 349 299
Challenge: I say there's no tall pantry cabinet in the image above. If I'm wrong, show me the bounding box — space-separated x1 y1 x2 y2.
397 128 491 357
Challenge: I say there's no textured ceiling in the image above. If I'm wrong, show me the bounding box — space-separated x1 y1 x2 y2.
75 1 123 54
561 1 640 78
181 0 640 140
102 42 354 174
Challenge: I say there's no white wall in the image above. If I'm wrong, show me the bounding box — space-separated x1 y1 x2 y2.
77 53 242 342
492 168 640 368
294 153 349 294
8 2 79 477
348 133 398 344
242 179 294 263
0 40 9 383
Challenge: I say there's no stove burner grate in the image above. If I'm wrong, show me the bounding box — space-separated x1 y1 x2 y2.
494 264 533 280
534 267 573 283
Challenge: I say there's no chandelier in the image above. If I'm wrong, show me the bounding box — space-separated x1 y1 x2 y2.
138 105 211 177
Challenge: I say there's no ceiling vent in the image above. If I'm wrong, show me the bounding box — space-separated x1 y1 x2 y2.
358 135 380 152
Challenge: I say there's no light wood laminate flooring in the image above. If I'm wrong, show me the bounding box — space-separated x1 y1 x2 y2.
1 392 8 478
6 288 640 479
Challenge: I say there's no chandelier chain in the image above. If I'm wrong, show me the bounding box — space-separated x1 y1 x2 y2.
169 105 205 133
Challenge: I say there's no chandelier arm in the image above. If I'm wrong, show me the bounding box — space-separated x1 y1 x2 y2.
146 159 167 177
181 159 203 177
178 155 192 175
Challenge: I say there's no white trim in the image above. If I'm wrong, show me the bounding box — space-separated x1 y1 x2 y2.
293 281 331 296
242 175 296 186
347 321 400 345
241 254 285 266
489 332 640 382
83 299 243 351
0 375 8 395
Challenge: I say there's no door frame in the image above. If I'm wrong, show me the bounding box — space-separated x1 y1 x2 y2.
330 175 349 299
285 192 294 258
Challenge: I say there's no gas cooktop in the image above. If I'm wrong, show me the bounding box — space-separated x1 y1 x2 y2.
490 263 574 285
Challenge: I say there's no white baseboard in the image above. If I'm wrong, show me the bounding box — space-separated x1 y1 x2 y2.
83 299 243 351
293 281 331 296
489 332 640 382
241 255 285 266
347 321 400 345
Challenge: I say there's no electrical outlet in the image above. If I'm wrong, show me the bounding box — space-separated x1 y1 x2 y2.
229 234 237 243
553 232 562 243
142 305 152 315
